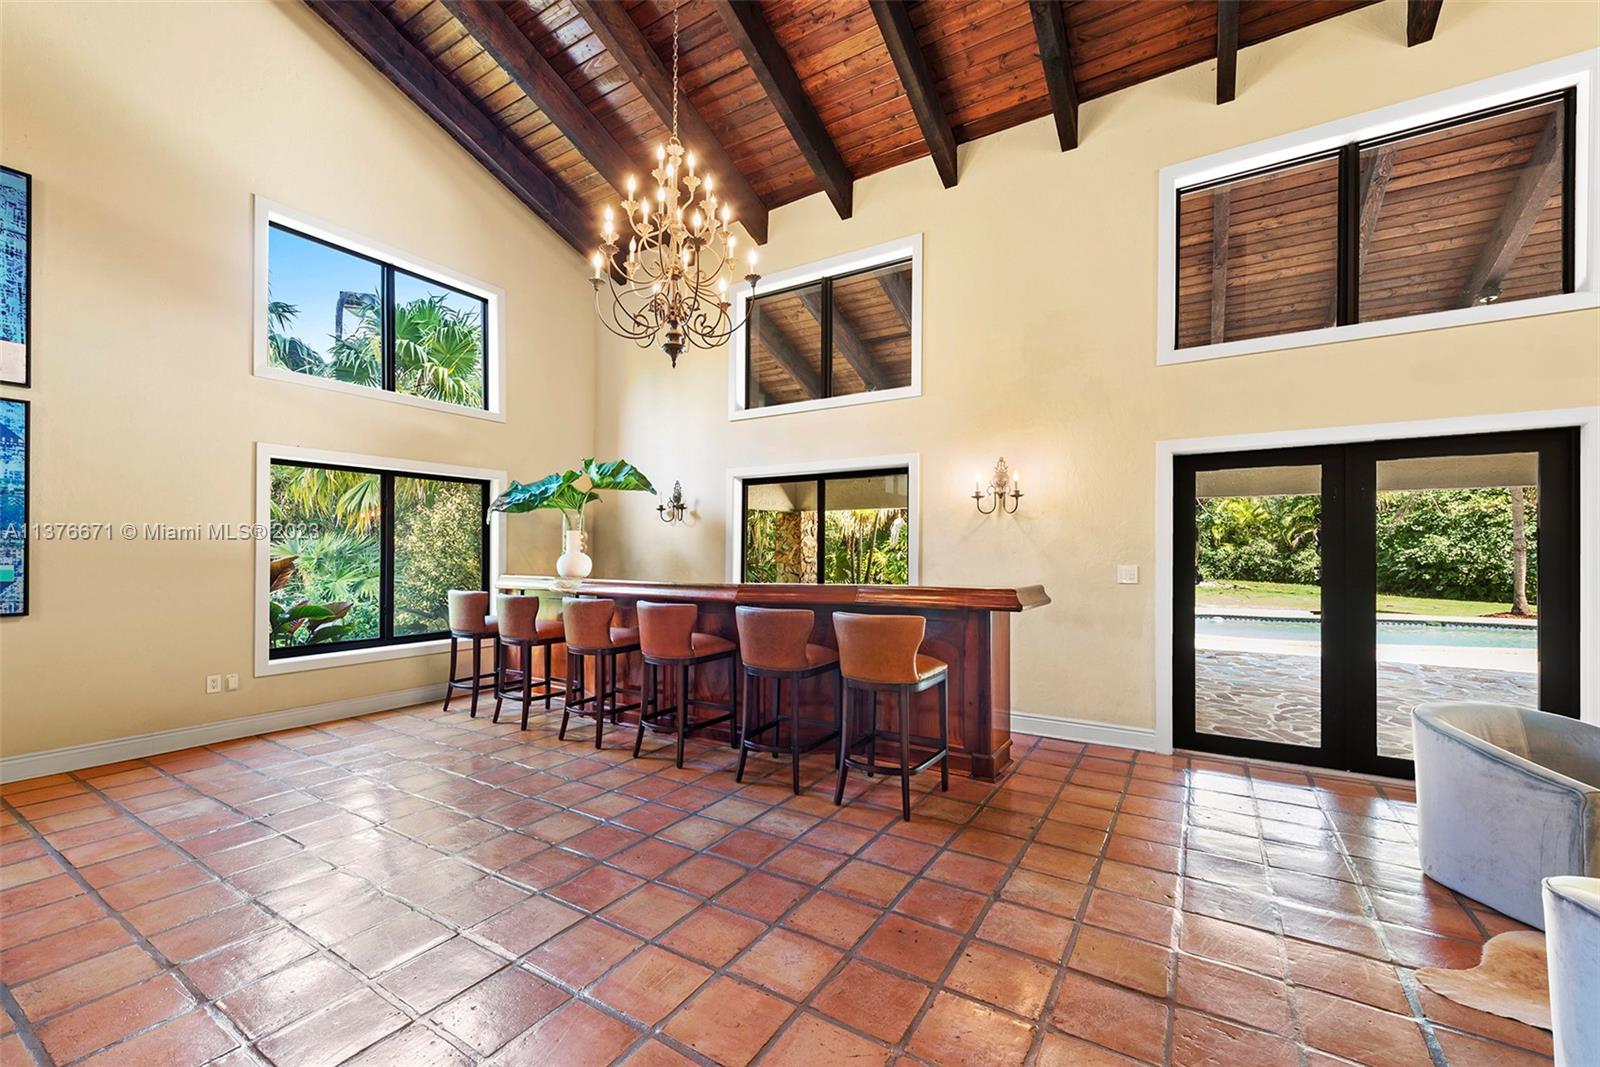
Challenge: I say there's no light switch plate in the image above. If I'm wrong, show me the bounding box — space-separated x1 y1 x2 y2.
226 673 239 692
1116 564 1139 585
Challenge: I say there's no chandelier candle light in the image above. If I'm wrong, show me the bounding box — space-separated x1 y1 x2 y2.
592 1 759 366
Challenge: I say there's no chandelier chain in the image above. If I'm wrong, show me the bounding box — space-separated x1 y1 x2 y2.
670 1 680 142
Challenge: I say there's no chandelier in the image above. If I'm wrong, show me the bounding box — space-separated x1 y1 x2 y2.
591 1 759 366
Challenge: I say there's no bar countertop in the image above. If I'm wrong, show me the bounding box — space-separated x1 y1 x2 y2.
497 575 1051 613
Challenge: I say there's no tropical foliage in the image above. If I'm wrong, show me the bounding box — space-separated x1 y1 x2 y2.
1195 494 1323 586
489 458 656 531
744 507 909 584
267 292 485 407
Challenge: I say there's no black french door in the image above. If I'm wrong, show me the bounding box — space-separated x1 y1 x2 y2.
1175 429 1579 777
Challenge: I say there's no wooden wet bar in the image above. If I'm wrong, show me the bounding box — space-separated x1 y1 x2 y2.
497 576 1050 781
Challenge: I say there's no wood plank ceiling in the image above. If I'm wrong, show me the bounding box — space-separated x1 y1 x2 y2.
309 0 1445 261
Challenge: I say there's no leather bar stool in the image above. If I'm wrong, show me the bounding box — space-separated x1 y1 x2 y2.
443 590 498 717
559 597 641 749
734 606 842 795
492 594 567 730
832 612 950 821
634 601 739 769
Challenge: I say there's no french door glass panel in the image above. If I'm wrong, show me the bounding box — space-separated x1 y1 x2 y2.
1192 464 1324 749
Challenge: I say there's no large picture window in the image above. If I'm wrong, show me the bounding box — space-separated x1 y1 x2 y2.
262 214 492 412
1177 92 1574 352
268 459 489 659
741 468 910 584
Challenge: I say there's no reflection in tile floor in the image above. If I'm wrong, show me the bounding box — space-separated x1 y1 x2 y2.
1196 649 1538 759
0 700 1551 1065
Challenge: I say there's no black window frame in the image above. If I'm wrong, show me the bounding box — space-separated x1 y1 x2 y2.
739 465 911 584
268 458 492 660
1174 89 1578 348
267 222 492 411
743 258 913 410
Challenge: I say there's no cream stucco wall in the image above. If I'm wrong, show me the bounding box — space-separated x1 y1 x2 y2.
0 0 595 757
591 1 1600 736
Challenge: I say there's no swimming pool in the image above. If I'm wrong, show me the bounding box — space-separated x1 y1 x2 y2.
1195 614 1537 650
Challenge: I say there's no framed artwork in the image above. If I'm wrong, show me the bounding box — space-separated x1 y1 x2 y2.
0 398 25 616
1 166 30 387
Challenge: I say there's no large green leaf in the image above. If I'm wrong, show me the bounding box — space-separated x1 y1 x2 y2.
583 458 656 494
489 470 580 513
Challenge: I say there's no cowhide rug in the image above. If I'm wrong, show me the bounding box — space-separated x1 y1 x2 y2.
1416 930 1551 1030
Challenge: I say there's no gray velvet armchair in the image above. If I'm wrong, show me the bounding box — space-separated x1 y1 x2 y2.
1413 702 1600 930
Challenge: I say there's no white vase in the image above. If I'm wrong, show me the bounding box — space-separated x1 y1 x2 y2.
556 530 592 579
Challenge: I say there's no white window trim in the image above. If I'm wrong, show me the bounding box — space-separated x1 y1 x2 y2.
1156 50 1600 367
254 442 508 678
1153 406 1600 755
728 234 923 421
252 196 507 422
725 454 921 583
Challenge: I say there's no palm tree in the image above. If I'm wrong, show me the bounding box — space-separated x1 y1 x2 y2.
330 294 484 404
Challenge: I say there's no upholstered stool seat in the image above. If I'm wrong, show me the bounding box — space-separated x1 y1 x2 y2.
559 597 642 749
734 607 842 795
634 601 739 769
443 590 500 717
493 594 568 730
832 611 950 821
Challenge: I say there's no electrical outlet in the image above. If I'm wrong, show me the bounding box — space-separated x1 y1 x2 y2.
205 674 222 694
225 673 239 692
1116 564 1140 585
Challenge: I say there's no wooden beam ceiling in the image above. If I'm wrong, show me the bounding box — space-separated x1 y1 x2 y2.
713 0 853 220
438 0 637 206
754 316 821 398
1462 111 1564 305
1028 0 1079 152
305 0 594 258
798 290 887 391
869 0 959 189
1407 0 1443 46
573 0 769 245
878 271 912 328
1216 0 1239 105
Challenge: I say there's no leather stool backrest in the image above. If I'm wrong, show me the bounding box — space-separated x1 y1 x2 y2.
735 606 815 671
562 597 616 650
447 590 491 635
833 612 925 685
496 594 541 642
637 601 697 659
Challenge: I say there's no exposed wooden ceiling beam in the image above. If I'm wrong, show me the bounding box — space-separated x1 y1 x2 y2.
797 290 887 391
1462 110 1563 305
1407 0 1443 46
1209 188 1230 344
573 0 768 244
305 0 595 258
714 0 853 220
877 270 912 327
754 315 821 398
1216 0 1239 105
439 0 638 205
869 0 958 188
1028 0 1079 151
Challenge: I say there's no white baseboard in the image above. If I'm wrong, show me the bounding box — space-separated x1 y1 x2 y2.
0 684 447 785
1010 711 1166 754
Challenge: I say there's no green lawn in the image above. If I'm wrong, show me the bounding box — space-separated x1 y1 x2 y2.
1195 579 1524 618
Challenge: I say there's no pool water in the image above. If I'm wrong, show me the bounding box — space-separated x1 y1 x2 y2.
1195 614 1537 650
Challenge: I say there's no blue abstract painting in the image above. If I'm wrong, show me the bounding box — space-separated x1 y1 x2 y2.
1 166 29 386
0 398 25 616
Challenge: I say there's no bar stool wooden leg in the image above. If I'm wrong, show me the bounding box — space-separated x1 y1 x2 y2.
543 643 554 710
594 653 606 750
898 688 912 821
443 636 459 711
559 653 578 740
729 659 741 750
834 685 852 806
866 694 876 778
833 673 844 768
938 677 950 792
633 663 652 759
520 642 534 730
675 664 689 769
735 671 752 783
469 637 483 718
789 678 802 795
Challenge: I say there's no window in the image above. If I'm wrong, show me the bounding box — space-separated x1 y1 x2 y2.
268 458 489 659
257 201 498 414
1178 92 1574 352
741 468 910 584
1158 52 1600 364
732 236 921 418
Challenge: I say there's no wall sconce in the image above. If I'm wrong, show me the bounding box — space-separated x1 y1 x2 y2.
973 458 1022 515
657 480 688 524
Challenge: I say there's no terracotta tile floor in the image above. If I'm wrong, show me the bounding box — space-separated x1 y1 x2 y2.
0 701 1552 1066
